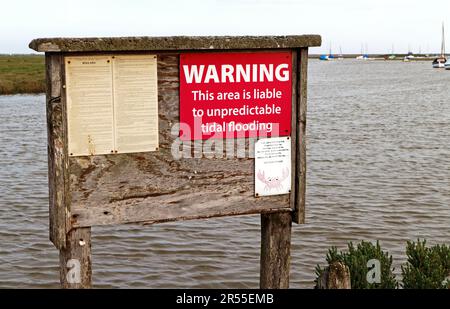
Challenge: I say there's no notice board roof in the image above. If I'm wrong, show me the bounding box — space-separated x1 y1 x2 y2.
29 35 321 53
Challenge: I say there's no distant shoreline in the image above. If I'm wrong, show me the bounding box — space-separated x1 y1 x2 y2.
0 55 45 95
0 54 443 95
309 54 441 61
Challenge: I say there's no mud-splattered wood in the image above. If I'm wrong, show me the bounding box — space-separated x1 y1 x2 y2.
59 227 92 288
46 53 69 249
69 152 292 227
68 54 295 228
293 48 309 224
30 35 322 53
260 212 292 288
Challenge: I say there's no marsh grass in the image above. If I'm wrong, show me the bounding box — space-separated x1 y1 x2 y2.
0 55 45 95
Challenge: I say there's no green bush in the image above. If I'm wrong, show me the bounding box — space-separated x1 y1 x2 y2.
401 239 450 289
315 241 398 289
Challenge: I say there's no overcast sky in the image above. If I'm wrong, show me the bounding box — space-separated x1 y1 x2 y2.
2 0 449 54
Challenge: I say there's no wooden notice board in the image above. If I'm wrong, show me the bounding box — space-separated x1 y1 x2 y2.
29 36 321 249
67 53 294 228
31 36 321 288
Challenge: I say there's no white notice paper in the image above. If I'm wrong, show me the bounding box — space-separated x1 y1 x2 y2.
255 137 291 197
113 55 159 153
66 55 159 156
66 56 114 156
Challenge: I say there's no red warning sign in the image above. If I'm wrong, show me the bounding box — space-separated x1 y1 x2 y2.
179 52 292 140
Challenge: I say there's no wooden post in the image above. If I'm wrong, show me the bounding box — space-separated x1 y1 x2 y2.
46 53 70 249
315 261 351 289
293 48 309 224
260 212 292 289
59 227 92 288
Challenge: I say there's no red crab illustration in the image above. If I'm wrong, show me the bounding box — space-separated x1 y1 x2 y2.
257 167 289 191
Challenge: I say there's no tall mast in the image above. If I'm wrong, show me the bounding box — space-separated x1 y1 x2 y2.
441 22 445 57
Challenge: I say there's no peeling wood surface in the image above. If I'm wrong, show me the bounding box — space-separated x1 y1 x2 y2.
68 54 295 228
293 48 308 224
46 54 69 249
30 35 322 53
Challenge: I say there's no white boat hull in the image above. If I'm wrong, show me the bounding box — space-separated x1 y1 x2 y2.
445 60 450 70
433 62 445 68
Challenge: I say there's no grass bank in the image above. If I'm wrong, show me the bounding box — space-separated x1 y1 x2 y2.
0 55 45 95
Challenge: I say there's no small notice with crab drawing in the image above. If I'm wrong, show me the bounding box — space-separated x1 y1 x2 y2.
255 136 291 197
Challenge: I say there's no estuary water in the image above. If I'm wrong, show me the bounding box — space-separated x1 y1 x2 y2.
0 60 449 288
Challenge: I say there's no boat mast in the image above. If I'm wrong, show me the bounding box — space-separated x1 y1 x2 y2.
442 22 445 57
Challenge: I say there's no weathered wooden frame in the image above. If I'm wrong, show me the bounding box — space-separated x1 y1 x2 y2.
32 36 321 288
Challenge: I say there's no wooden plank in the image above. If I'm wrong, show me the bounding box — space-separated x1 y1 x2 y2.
46 53 69 249
289 51 298 212
69 152 292 227
59 227 92 288
260 212 292 288
68 54 294 228
30 35 322 53
293 48 308 224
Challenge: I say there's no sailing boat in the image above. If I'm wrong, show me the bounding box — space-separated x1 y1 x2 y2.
338 46 344 60
388 44 396 60
432 22 446 68
404 44 415 62
320 42 335 61
356 43 368 60
328 42 335 60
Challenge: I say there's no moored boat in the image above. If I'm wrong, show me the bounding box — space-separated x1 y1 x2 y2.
433 57 446 68
433 22 446 68
445 59 450 70
338 46 344 60
356 43 369 60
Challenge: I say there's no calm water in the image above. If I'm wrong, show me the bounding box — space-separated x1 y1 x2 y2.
0 60 449 288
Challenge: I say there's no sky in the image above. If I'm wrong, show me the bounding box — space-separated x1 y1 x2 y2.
1 0 449 54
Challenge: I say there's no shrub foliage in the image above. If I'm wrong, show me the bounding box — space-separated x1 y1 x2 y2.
315 241 397 289
401 239 450 289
